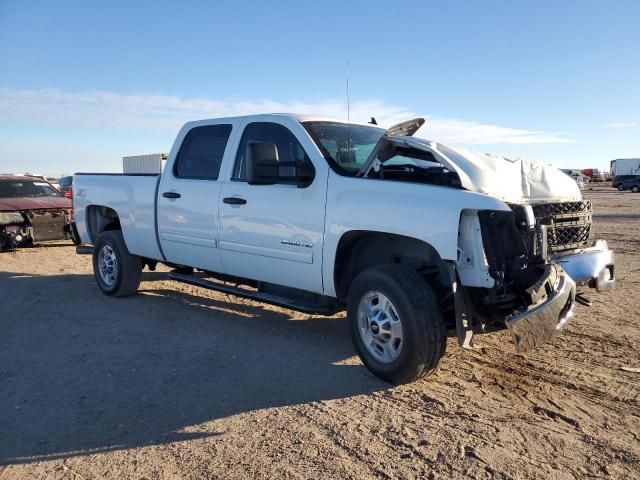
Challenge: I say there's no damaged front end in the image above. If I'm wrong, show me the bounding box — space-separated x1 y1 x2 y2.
459 209 577 352
515 201 615 293
0 209 72 251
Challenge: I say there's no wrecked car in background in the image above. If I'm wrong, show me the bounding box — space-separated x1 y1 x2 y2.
0 175 72 251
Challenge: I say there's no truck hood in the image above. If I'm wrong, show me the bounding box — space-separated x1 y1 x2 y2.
392 136 582 204
0 196 71 212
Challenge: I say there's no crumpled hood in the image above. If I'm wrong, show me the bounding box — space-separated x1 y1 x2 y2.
396 136 582 204
0 196 71 212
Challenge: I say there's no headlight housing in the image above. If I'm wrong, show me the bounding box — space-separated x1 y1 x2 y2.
0 212 25 224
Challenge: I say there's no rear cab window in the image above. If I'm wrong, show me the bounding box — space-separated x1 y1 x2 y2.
174 124 233 179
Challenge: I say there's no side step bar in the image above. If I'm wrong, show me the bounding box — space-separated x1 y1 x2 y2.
169 272 342 316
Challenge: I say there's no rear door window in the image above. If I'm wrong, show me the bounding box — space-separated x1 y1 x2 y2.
174 124 233 179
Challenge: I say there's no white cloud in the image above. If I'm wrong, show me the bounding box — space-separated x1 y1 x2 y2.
0 87 572 145
418 118 571 145
603 122 638 128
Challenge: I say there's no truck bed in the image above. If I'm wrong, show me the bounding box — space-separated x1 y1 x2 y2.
73 173 164 260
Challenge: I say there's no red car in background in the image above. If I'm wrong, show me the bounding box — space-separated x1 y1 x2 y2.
0 175 73 251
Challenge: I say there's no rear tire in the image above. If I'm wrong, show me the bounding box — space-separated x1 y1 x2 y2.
93 230 142 297
347 264 446 385
632 185 640 193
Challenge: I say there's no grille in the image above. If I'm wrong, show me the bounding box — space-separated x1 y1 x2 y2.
29 211 68 241
532 201 592 252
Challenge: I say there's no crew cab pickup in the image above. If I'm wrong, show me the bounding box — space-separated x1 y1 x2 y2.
73 114 615 384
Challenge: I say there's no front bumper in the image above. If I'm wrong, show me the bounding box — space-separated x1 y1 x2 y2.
552 239 615 292
506 264 576 352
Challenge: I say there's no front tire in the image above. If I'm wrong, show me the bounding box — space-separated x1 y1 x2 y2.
93 230 142 297
347 264 446 384
632 185 640 193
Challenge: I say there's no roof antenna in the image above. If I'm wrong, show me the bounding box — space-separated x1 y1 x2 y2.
346 61 352 150
346 61 351 125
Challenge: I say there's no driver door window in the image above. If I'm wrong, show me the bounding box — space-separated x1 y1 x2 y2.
232 122 314 185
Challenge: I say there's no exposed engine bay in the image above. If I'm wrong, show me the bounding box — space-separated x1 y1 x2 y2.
464 200 606 341
364 145 463 188
0 209 72 251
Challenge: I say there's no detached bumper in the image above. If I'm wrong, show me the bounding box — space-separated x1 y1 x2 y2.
552 240 615 292
506 264 576 352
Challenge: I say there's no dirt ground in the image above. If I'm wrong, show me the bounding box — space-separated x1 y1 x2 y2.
1 185 638 479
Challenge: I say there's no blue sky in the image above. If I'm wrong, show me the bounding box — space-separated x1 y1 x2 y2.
0 0 638 176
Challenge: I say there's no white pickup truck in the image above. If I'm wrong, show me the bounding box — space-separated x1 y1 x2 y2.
72 114 614 384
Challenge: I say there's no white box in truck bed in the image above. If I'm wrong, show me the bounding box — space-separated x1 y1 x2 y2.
123 153 168 174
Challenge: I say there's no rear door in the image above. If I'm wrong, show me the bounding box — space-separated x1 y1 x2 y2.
157 121 237 271
217 117 328 294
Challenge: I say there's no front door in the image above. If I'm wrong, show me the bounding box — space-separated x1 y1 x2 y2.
157 122 236 272
218 119 327 294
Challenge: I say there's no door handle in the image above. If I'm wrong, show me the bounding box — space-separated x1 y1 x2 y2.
223 196 247 205
162 191 181 199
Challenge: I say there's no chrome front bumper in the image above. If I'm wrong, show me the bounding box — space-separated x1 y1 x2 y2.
506 264 576 352
552 239 615 292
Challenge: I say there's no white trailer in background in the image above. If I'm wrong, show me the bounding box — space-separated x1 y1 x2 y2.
610 158 640 177
122 153 168 174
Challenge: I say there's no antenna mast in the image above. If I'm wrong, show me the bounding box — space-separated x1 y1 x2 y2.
346 61 351 124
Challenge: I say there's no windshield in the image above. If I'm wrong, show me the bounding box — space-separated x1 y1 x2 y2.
302 121 385 175
0 180 63 198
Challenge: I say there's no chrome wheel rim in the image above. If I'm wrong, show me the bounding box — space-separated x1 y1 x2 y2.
357 291 403 363
98 245 118 287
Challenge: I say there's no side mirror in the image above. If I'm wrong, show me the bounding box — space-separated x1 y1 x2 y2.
247 141 279 185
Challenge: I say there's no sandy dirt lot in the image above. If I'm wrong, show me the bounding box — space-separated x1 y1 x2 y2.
1 186 638 479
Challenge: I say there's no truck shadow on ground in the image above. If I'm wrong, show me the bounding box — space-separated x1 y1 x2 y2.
0 271 386 465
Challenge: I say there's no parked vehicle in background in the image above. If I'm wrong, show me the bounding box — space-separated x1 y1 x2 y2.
611 174 640 190
610 158 640 187
560 169 588 190
123 153 167 174
613 175 640 190
618 176 640 193
610 158 640 176
72 114 615 384
57 175 73 199
581 168 603 182
0 175 72 251
575 176 588 190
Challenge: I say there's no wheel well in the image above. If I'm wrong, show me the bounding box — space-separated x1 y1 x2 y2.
333 231 450 301
86 205 121 242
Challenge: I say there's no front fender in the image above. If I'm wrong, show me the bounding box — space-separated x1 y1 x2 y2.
322 171 510 296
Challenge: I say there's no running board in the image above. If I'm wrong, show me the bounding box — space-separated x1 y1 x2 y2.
168 272 342 316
